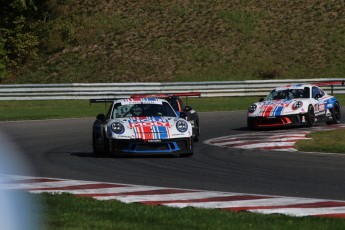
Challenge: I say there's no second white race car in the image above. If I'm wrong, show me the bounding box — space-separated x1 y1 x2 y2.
247 83 341 128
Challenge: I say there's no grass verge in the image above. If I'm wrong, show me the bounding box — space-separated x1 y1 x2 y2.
38 193 345 230
0 97 259 121
1 95 344 121
295 129 345 153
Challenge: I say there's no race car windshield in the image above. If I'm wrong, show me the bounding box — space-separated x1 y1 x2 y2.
266 88 310 100
112 102 177 118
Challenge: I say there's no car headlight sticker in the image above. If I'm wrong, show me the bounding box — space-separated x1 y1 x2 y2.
248 104 257 113
111 122 125 134
176 120 188 133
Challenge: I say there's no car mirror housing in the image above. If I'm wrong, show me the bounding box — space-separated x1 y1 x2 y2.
184 105 192 112
314 94 322 100
179 112 187 119
96 113 106 121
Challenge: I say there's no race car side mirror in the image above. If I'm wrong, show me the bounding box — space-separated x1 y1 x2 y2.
96 113 106 121
184 105 192 112
314 94 322 100
259 98 264 102
179 112 187 119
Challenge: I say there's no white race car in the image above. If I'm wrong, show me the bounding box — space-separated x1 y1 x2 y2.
247 84 341 128
91 97 194 157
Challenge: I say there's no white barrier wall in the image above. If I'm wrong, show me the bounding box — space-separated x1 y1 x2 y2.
0 78 344 100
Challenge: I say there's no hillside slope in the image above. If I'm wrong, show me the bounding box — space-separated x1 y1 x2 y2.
12 0 345 83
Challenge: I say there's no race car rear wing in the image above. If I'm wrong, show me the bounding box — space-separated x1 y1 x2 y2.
130 92 201 106
130 92 201 98
313 81 345 95
89 98 119 104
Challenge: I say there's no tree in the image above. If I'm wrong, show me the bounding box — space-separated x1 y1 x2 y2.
0 0 48 81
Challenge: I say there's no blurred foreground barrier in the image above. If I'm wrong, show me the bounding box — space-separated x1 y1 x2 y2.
0 78 344 100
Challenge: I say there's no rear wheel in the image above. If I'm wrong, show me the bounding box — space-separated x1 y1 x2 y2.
305 105 315 127
326 102 341 125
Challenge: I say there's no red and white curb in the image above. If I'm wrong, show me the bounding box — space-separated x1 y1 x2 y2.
2 174 345 218
204 124 345 152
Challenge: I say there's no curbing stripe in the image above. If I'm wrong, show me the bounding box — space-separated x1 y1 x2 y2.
204 124 345 152
2 174 345 218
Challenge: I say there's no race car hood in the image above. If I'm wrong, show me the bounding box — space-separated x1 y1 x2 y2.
248 99 308 117
106 116 192 140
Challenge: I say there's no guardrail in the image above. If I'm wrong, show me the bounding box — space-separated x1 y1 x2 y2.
0 78 344 100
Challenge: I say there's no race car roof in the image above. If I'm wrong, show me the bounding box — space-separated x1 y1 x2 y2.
120 98 163 105
274 84 313 91
90 97 166 105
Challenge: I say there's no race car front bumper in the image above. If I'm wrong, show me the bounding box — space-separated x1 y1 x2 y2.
108 137 193 156
248 114 306 128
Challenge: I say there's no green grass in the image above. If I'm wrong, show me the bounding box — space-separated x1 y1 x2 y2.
0 100 108 121
39 193 345 230
1 94 345 120
0 97 259 121
8 1 345 84
295 129 345 153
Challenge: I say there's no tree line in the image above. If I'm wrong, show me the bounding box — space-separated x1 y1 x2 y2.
0 0 49 81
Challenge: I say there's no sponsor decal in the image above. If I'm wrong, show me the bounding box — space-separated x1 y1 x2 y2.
128 117 170 128
122 98 162 105
259 100 295 117
147 139 162 143
129 117 171 140
276 84 303 90
319 103 325 111
314 103 326 112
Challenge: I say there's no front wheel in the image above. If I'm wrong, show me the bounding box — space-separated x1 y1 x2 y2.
326 102 341 125
247 117 255 129
93 131 109 157
193 120 200 142
181 137 193 157
305 105 315 127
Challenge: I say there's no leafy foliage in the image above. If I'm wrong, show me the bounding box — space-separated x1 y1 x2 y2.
2 1 345 83
0 0 48 81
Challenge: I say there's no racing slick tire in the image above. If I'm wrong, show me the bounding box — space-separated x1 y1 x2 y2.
193 120 200 142
305 105 315 127
181 137 194 157
93 131 110 157
247 117 255 129
326 102 341 125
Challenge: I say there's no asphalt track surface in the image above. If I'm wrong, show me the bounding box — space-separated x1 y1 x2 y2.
1 110 345 201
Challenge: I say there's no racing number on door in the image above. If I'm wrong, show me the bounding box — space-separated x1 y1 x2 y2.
314 102 325 112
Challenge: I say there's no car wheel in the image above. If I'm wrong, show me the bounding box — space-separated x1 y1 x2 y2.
92 130 101 155
326 102 341 125
306 105 315 127
247 117 255 129
180 137 193 157
193 120 200 142
93 131 109 157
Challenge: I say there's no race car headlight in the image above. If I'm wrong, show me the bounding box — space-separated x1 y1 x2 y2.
248 104 257 113
111 122 125 134
176 120 188 133
292 101 303 110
